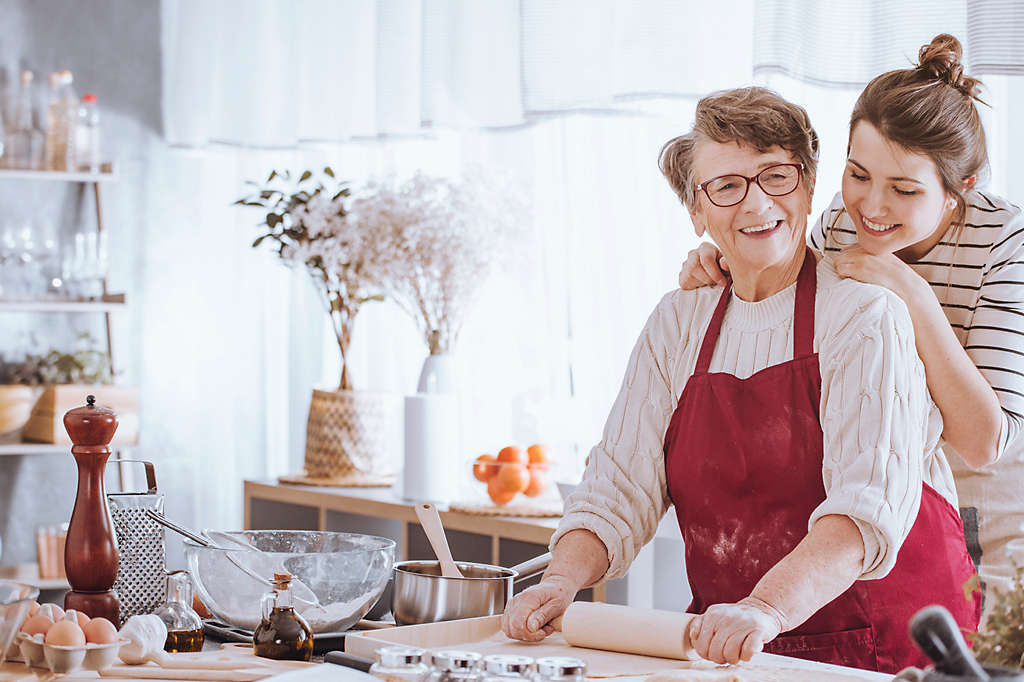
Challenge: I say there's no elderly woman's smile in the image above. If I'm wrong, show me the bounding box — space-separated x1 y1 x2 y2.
689 141 812 301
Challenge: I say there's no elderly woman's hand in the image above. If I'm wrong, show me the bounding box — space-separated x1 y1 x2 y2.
688 597 786 664
501 576 576 642
678 242 730 290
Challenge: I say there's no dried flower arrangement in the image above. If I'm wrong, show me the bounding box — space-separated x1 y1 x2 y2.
970 566 1024 669
351 172 514 355
235 168 396 390
0 333 112 385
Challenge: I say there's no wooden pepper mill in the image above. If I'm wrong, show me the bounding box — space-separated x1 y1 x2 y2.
63 394 121 623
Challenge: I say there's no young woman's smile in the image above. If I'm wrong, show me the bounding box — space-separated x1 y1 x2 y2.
842 121 957 260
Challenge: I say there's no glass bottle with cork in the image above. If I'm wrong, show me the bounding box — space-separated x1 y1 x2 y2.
154 569 204 653
253 572 313 661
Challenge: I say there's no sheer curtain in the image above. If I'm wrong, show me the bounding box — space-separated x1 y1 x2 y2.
152 0 1024 537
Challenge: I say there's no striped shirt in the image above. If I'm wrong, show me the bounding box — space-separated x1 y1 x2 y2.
809 189 1024 602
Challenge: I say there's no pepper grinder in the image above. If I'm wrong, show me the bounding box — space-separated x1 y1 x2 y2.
63 394 121 623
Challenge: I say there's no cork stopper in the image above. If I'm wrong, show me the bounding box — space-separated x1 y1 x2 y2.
63 394 119 447
272 572 292 589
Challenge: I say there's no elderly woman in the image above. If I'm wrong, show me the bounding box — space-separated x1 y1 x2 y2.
502 87 979 674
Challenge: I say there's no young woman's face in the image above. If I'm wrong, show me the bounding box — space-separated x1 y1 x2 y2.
841 121 957 258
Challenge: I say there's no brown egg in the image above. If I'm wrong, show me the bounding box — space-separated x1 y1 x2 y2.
27 601 40 617
83 617 118 644
45 619 86 647
20 614 54 636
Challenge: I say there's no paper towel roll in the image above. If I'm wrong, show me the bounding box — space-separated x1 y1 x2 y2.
558 602 699 660
402 393 460 502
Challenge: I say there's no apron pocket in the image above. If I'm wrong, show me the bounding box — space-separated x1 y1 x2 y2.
765 626 877 671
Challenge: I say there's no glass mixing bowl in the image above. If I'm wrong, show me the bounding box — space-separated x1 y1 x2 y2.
0 580 39 664
184 530 394 633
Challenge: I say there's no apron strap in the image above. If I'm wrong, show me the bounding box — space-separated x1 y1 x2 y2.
793 246 817 358
694 280 732 375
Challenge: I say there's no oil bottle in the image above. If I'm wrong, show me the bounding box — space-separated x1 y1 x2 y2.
154 570 204 653
253 572 313 661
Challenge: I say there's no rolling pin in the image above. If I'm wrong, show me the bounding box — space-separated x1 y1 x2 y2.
552 602 700 660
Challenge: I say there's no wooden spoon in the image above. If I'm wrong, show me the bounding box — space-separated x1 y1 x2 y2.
414 502 464 578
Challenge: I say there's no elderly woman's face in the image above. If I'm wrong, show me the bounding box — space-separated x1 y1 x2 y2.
689 141 813 279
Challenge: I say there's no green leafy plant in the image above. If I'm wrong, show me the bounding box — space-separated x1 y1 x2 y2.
235 168 393 391
967 564 1024 669
0 333 113 385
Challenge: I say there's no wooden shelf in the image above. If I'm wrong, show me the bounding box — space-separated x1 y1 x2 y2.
0 293 126 312
0 163 117 183
0 563 69 591
0 443 66 456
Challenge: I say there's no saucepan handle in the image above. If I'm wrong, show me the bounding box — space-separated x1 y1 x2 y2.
511 552 552 583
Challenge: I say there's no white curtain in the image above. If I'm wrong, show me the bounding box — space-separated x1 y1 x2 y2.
151 0 1024 537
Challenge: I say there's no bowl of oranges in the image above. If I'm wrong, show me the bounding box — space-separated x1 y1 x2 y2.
472 444 551 506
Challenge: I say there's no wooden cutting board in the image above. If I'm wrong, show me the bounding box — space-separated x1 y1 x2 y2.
345 615 892 682
0 642 314 681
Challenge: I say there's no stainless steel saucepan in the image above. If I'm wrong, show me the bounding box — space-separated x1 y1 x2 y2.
391 552 551 625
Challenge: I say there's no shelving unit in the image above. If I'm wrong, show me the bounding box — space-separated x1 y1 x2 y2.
0 562 70 591
0 164 126 457
0 293 125 313
0 443 66 456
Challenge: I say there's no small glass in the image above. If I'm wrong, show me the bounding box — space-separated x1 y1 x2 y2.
370 646 431 682
481 654 534 682
429 650 482 682
155 570 204 653
253 572 313 662
535 657 587 682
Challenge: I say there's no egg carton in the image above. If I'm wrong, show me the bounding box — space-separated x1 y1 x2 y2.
16 631 125 674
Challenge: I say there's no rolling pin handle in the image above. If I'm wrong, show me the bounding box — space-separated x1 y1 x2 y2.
550 615 563 632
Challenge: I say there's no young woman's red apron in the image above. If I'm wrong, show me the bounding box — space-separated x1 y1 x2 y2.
663 248 980 673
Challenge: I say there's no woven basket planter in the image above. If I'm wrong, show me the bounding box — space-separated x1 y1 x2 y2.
302 389 401 484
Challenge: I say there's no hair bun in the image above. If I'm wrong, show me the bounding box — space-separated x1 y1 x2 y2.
917 33 982 99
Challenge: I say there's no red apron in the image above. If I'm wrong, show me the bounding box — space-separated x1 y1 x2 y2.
663 248 980 673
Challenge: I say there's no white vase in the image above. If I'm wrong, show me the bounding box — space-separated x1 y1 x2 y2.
416 353 456 393
403 352 460 501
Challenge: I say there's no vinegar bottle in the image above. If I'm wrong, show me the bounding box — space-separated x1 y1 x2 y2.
253 572 313 662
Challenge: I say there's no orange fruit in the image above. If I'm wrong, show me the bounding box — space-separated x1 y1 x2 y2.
497 446 527 465
527 444 549 463
473 454 498 482
523 466 549 497
488 477 517 505
496 463 531 494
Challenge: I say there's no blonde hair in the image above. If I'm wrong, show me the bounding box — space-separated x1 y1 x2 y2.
659 87 819 209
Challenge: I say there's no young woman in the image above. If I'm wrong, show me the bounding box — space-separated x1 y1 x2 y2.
678 34 1024 611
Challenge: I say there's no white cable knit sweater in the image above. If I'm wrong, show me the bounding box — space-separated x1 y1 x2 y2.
553 257 956 584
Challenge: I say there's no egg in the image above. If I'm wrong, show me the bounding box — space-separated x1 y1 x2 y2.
27 601 40 617
83 617 118 644
37 603 64 621
45 620 86 647
67 609 91 629
20 614 54 636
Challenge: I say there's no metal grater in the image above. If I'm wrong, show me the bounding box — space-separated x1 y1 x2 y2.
108 460 166 624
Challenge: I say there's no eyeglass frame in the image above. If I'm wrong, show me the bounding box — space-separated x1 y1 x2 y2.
695 163 805 208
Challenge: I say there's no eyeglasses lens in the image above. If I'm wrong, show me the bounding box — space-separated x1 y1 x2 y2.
705 165 800 207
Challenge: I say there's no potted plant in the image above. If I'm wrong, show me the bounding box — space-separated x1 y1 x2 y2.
350 172 515 499
0 333 137 445
236 168 400 484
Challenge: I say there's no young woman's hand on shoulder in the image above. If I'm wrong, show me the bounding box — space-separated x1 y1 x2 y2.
678 241 730 289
